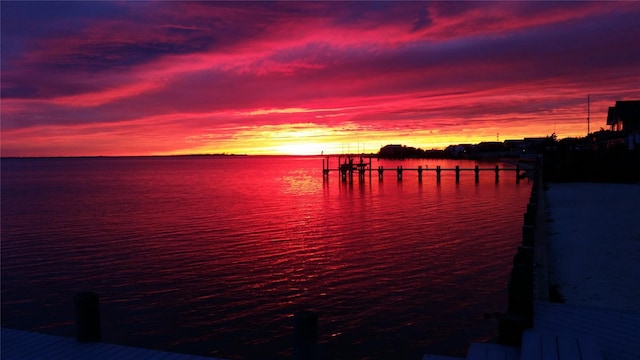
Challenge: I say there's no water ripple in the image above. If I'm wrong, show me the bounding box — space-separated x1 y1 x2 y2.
2 157 530 359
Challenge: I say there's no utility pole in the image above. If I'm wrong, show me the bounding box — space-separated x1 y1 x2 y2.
587 94 590 135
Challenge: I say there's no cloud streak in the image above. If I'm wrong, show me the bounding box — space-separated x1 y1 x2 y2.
2 1 640 156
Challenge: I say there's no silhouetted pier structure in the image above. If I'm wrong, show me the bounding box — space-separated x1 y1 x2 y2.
1 293 312 360
322 156 527 183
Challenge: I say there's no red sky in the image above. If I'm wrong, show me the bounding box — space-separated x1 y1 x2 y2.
2 1 640 156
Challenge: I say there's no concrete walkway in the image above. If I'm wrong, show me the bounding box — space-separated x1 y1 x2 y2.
545 183 640 312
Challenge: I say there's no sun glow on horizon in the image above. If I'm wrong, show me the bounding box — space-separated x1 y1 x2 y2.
274 142 329 156
2 2 639 157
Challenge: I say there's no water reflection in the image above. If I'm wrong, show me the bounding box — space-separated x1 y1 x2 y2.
1 156 530 359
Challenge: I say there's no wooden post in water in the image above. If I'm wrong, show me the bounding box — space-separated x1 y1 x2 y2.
74 292 101 343
524 211 535 226
475 165 480 183
455 165 460 183
378 166 384 181
436 165 441 183
293 311 318 360
495 165 500 183
397 166 403 181
515 165 520 183
508 264 534 318
417 166 423 182
322 158 329 180
522 225 535 246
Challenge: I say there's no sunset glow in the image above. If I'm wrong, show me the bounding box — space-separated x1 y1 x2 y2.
2 1 639 156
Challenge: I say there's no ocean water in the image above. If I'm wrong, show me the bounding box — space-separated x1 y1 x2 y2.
1 156 530 359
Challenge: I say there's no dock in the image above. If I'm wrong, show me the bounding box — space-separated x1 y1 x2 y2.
1 327 225 360
322 156 529 183
423 171 640 360
1 307 316 360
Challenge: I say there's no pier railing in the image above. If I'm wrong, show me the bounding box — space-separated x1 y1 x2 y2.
322 156 529 183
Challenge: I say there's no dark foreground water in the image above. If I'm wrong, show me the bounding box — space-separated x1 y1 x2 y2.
1 156 530 359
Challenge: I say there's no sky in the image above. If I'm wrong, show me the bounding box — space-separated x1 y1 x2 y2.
2 1 640 156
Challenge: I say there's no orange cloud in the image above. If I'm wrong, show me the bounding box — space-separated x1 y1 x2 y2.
2 2 640 156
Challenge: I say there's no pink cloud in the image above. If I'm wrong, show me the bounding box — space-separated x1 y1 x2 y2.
2 2 640 156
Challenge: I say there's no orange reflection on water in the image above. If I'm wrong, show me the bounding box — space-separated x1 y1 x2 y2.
2 156 532 359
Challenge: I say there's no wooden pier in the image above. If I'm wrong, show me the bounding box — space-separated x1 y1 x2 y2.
322 156 527 183
2 295 314 360
1 328 223 360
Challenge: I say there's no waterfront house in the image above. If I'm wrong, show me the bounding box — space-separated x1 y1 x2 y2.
607 100 640 132
605 100 640 150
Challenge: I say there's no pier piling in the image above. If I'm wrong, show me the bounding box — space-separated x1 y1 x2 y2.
500 164 540 346
508 264 534 318
475 165 480 183
322 158 330 180
522 225 535 246
74 292 101 343
293 311 318 360
455 165 460 183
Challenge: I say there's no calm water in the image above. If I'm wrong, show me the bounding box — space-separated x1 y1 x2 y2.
1 156 530 359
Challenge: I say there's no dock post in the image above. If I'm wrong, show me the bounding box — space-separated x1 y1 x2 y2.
522 225 535 246
74 292 101 342
495 165 500 183
349 159 354 182
327 158 330 179
397 166 403 181
455 165 460 183
418 166 423 182
322 158 329 180
293 311 318 360
436 165 441 183
378 166 383 181
508 264 534 319
475 165 480 183
516 165 520 183
524 211 536 226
